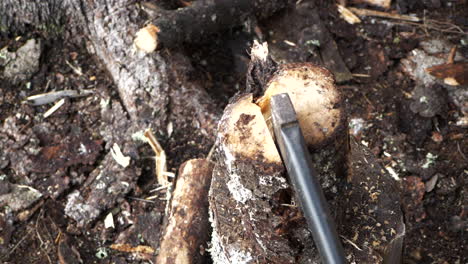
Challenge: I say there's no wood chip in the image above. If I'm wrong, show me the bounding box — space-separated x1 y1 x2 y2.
350 0 392 9
104 212 115 229
25 89 94 105
337 4 362 24
426 62 468 86
110 143 131 168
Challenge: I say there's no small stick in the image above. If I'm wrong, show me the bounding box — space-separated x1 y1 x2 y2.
348 7 420 22
350 0 391 9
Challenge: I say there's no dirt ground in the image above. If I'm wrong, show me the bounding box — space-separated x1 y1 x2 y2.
0 1 467 263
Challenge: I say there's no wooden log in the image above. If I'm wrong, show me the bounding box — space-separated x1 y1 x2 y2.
209 42 403 263
156 159 214 264
209 94 295 263
339 138 405 263
133 0 287 52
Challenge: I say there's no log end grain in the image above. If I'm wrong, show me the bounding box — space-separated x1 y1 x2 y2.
257 63 343 147
134 24 160 53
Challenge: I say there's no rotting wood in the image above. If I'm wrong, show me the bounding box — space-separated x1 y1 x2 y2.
156 159 214 264
133 0 287 52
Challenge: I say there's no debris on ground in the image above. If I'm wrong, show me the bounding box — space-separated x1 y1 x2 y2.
0 183 42 212
64 151 138 228
402 176 426 222
401 38 467 117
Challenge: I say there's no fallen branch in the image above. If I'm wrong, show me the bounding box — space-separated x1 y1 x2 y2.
348 7 420 22
156 159 214 264
134 0 287 52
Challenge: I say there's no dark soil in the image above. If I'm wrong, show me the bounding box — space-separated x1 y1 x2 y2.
1 1 466 263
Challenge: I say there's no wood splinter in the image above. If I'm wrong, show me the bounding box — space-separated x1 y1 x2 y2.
156 159 214 264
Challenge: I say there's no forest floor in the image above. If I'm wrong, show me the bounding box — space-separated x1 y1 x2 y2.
0 1 466 263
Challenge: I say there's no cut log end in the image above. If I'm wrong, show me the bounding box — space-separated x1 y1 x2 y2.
134 24 160 53
257 63 343 147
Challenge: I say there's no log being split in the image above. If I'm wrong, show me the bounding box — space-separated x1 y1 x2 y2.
134 0 287 52
209 47 347 262
209 42 403 263
156 159 214 264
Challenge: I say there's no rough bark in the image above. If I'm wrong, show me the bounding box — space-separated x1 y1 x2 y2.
339 138 405 263
156 159 214 264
